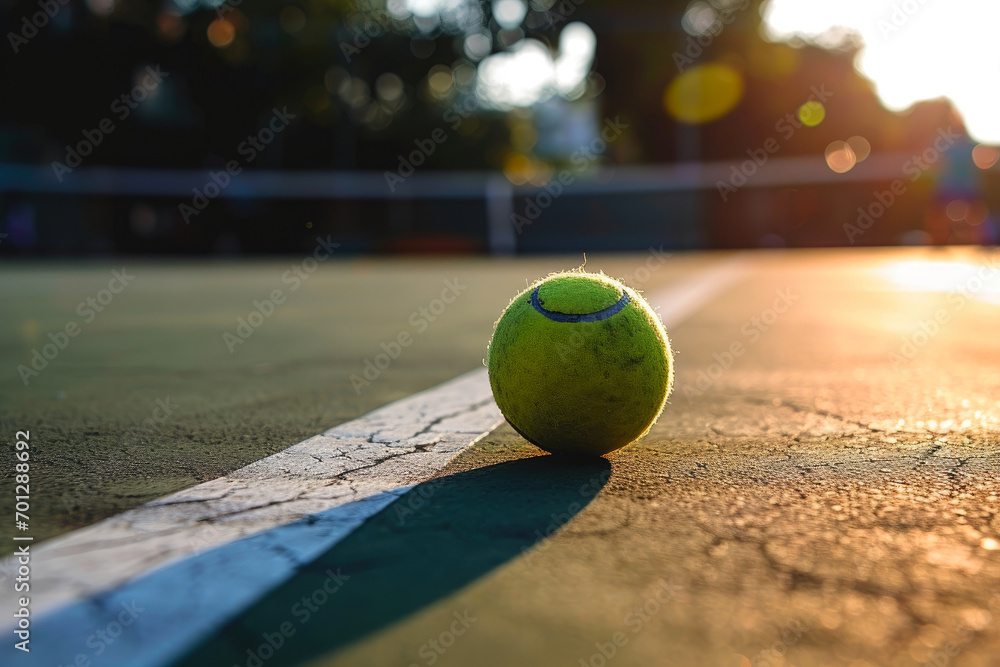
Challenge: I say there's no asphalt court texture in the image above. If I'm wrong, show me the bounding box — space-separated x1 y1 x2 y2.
3 247 1000 666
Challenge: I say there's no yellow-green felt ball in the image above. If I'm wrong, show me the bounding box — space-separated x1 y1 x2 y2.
487 270 673 456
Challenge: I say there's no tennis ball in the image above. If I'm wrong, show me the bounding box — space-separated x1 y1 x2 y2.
487 270 673 456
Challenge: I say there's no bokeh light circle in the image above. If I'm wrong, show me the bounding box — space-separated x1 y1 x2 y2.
503 152 532 185
825 140 856 173
207 18 235 48
664 63 744 124
972 144 1000 170
846 135 871 162
798 101 825 127
946 200 969 222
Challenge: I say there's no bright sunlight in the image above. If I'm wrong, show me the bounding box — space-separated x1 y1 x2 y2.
762 0 1000 145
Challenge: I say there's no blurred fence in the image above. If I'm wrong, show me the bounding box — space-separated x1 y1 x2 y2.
0 153 948 254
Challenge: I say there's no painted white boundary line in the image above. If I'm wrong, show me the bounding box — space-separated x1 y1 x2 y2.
1 370 502 665
649 253 749 329
0 254 749 666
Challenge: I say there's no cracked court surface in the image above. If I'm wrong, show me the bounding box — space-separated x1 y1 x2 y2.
319 248 1000 667
3 247 1000 666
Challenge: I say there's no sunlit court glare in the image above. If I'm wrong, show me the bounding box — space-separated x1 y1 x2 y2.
876 260 1000 297
762 0 1000 144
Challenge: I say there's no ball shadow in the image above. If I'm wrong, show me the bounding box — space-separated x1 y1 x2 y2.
175 455 611 666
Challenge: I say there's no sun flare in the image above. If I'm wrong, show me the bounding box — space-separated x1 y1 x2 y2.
762 0 1000 145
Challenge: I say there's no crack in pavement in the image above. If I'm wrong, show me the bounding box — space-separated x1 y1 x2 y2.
149 487 238 507
743 396 887 434
365 396 495 445
194 493 305 523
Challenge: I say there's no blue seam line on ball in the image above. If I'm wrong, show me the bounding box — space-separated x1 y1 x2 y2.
530 287 631 323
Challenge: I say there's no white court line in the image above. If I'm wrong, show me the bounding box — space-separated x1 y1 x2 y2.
0 253 748 667
1 371 503 666
649 253 750 329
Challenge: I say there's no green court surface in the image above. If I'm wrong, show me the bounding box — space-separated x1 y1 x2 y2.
0 251 691 554
5 247 1000 666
